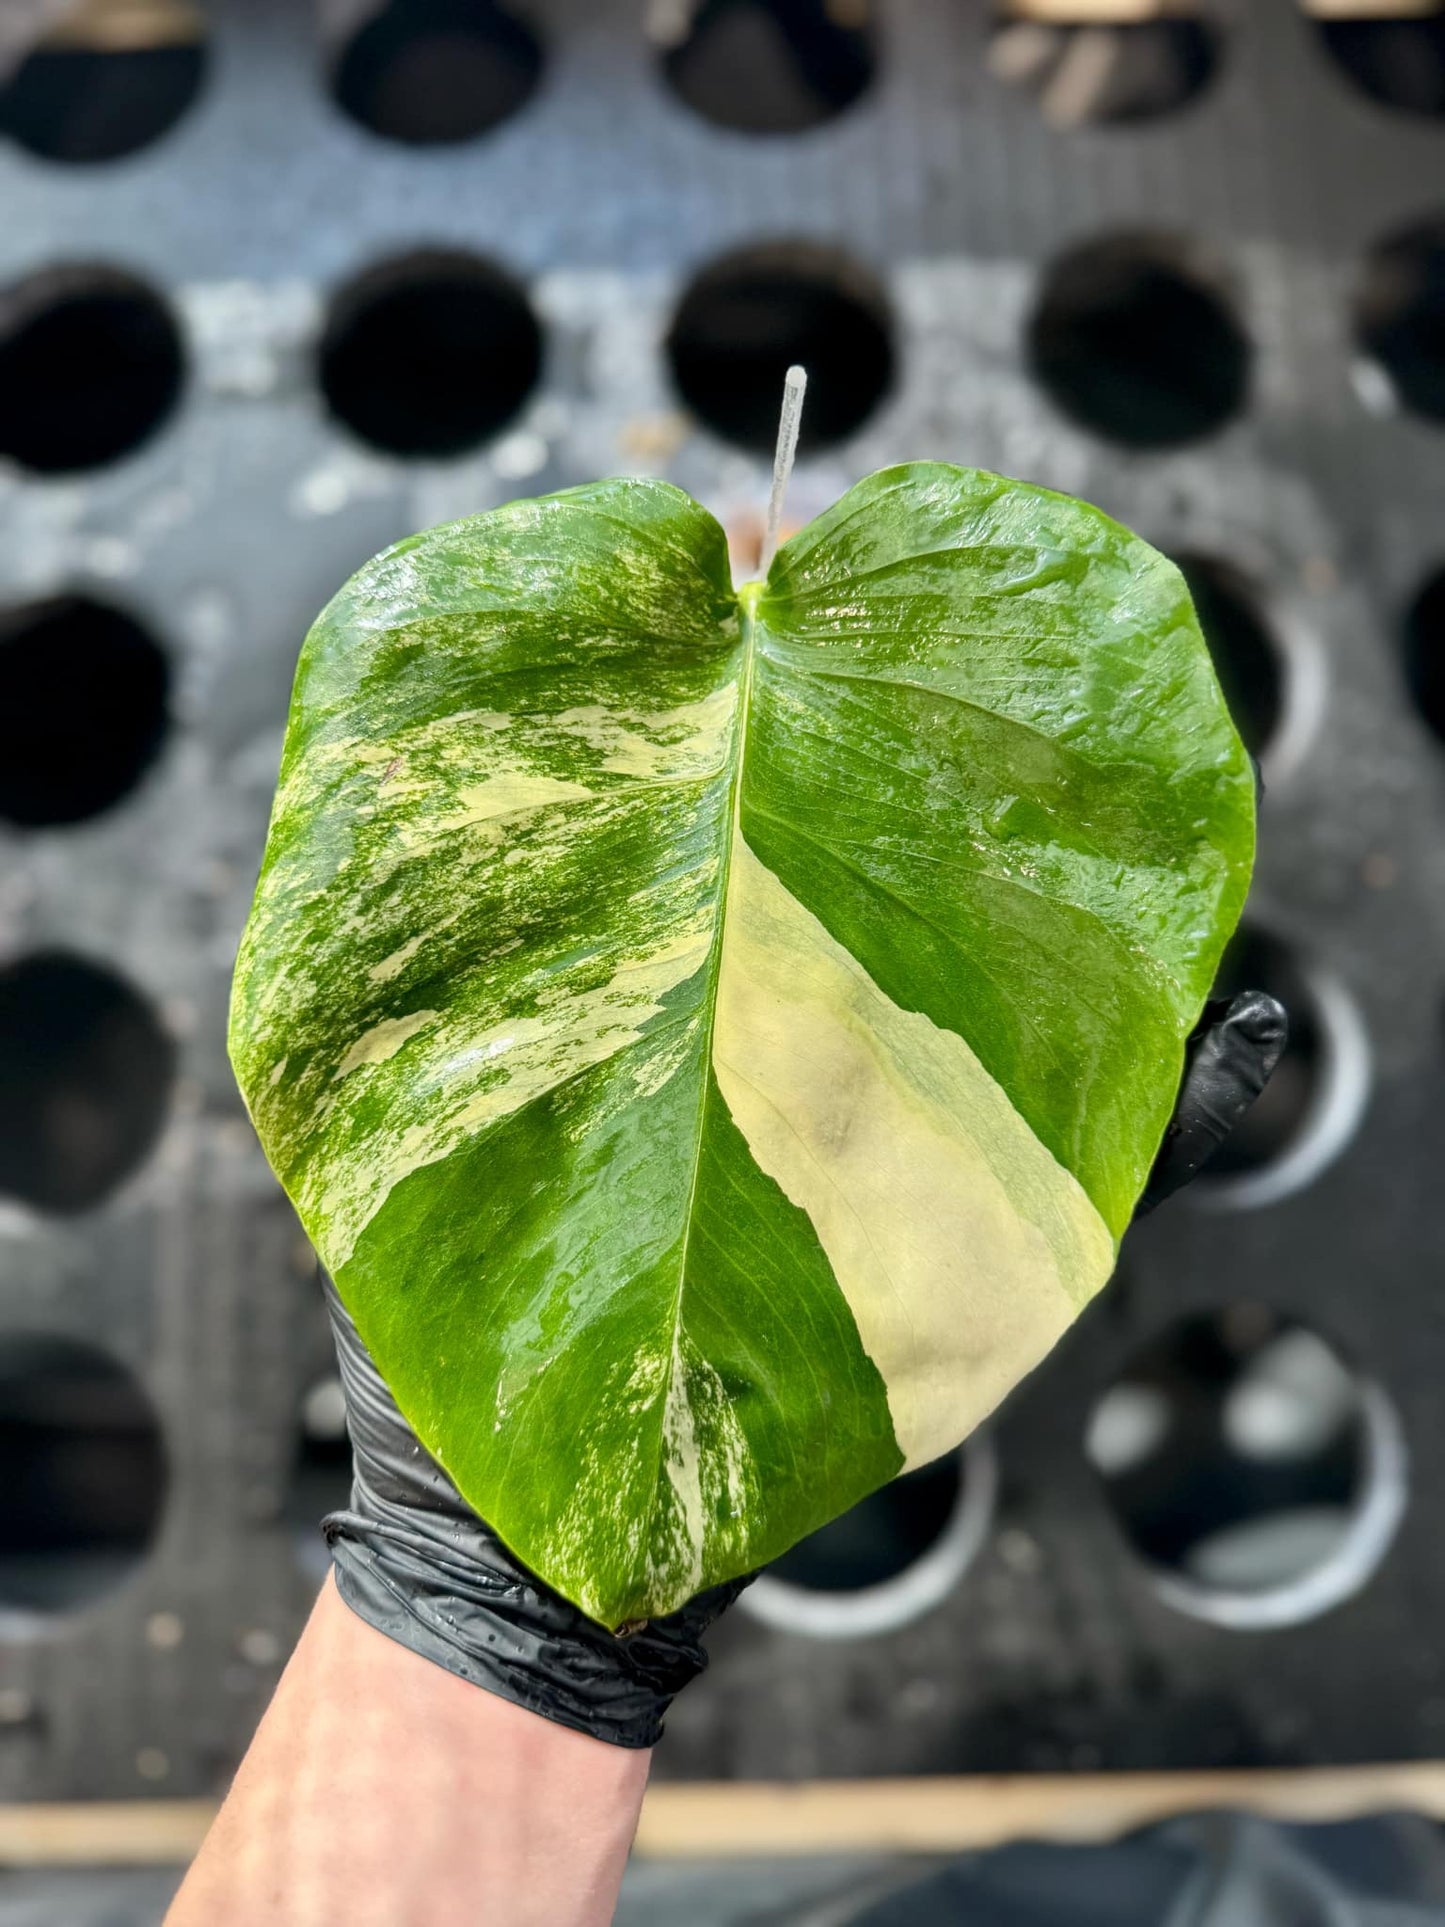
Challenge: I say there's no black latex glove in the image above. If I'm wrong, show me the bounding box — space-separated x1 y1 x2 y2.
323 988 1285 1748
1138 988 1287 1211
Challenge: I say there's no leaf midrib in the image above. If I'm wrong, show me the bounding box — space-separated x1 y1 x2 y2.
634 577 761 1612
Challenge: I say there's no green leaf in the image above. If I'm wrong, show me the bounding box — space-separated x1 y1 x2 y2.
230 463 1254 1627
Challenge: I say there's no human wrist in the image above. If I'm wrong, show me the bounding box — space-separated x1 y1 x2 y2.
326 1504 721 1748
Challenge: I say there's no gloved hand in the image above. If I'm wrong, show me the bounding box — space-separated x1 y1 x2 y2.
322 1272 750 1750
322 990 1286 1748
1138 988 1287 1210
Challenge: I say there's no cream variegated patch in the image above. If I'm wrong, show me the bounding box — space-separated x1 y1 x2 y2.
333 1008 440 1080
310 923 714 1269
367 933 427 984
439 773 594 826
712 835 1116 1470
551 683 739 782
659 1329 705 1601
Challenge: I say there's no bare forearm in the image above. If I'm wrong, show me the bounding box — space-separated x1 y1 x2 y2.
168 1576 650 1927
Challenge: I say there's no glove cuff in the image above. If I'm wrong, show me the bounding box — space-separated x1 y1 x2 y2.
325 1508 713 1749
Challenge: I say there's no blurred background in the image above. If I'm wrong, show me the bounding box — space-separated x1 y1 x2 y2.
1 0 1445 1919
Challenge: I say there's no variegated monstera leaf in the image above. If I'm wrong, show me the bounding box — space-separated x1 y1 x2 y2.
230 464 1254 1628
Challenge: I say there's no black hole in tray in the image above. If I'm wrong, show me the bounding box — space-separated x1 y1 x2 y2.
0 1334 167 1612
1174 555 1283 760
767 1451 960 1593
660 0 876 135
1028 235 1249 448
331 0 542 147
667 242 894 452
0 595 170 828
319 249 542 458
1 0 208 164
1087 1307 1385 1614
1315 10 1445 120
1404 562 1445 743
1357 217 1445 425
0 952 175 1214
0 265 185 474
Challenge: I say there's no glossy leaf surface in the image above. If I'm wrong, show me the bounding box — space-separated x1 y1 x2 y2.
230 464 1254 1625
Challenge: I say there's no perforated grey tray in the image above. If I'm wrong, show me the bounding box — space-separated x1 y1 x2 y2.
1 0 1444 1799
